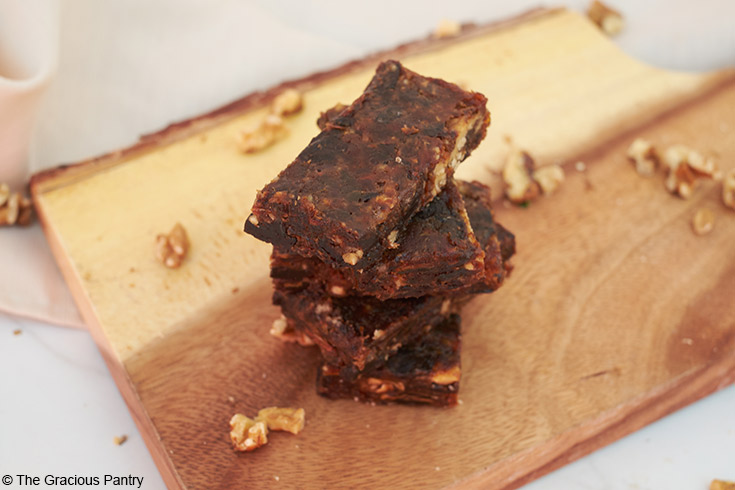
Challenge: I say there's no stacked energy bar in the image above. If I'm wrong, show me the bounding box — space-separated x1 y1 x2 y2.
245 60 514 406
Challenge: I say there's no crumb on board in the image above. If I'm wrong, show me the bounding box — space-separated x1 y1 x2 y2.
434 19 461 39
692 208 715 236
503 149 541 204
238 115 289 154
155 222 190 269
230 407 305 453
271 89 303 117
627 138 659 177
113 435 128 446
587 0 624 36
503 148 564 203
238 89 304 154
711 480 735 490
13 329 22 336
723 169 735 210
663 145 721 199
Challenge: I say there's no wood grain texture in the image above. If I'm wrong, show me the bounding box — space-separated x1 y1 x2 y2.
30 8 735 489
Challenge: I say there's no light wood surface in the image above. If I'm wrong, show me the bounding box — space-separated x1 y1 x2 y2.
31 8 735 489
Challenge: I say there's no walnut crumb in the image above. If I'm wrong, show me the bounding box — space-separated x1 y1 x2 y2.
0 184 33 227
270 315 314 346
533 165 565 195
13 329 21 336
271 89 303 117
722 169 735 210
230 407 305 452
431 365 461 385
155 222 190 268
230 414 268 452
435 19 461 39
692 208 715 236
663 145 721 199
627 138 659 177
342 249 363 265
238 114 289 154
503 149 541 204
587 1 624 36
365 377 405 394
256 407 306 435
113 435 128 446
387 229 399 249
711 480 735 490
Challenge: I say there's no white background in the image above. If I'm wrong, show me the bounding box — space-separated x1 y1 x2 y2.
2 1 735 489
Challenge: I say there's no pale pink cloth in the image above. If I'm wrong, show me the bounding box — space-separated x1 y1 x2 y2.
0 224 83 327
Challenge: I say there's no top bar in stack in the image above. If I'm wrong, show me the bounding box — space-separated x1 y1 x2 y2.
244 60 490 270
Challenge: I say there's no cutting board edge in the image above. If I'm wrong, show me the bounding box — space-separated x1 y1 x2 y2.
29 7 559 196
30 199 187 489
453 357 735 490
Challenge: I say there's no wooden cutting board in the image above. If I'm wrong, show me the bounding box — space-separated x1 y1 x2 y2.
31 8 735 489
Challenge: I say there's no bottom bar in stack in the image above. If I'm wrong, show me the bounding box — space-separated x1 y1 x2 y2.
317 314 461 406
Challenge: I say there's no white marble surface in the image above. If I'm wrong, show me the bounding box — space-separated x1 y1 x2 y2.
1 1 735 489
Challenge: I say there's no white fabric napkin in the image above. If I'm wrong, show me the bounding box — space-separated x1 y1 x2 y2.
2 0 734 328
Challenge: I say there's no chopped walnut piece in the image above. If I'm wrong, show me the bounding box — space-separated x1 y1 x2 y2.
711 480 735 490
503 149 541 204
435 19 462 39
0 183 8 207
692 208 715 236
155 222 190 269
238 114 289 154
113 435 128 446
256 407 306 435
0 185 33 227
431 365 461 385
587 0 624 36
663 145 721 198
271 89 303 117
342 249 363 265
230 414 269 452
723 169 735 210
365 377 405 394
533 164 565 195
269 315 315 346
627 138 660 177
